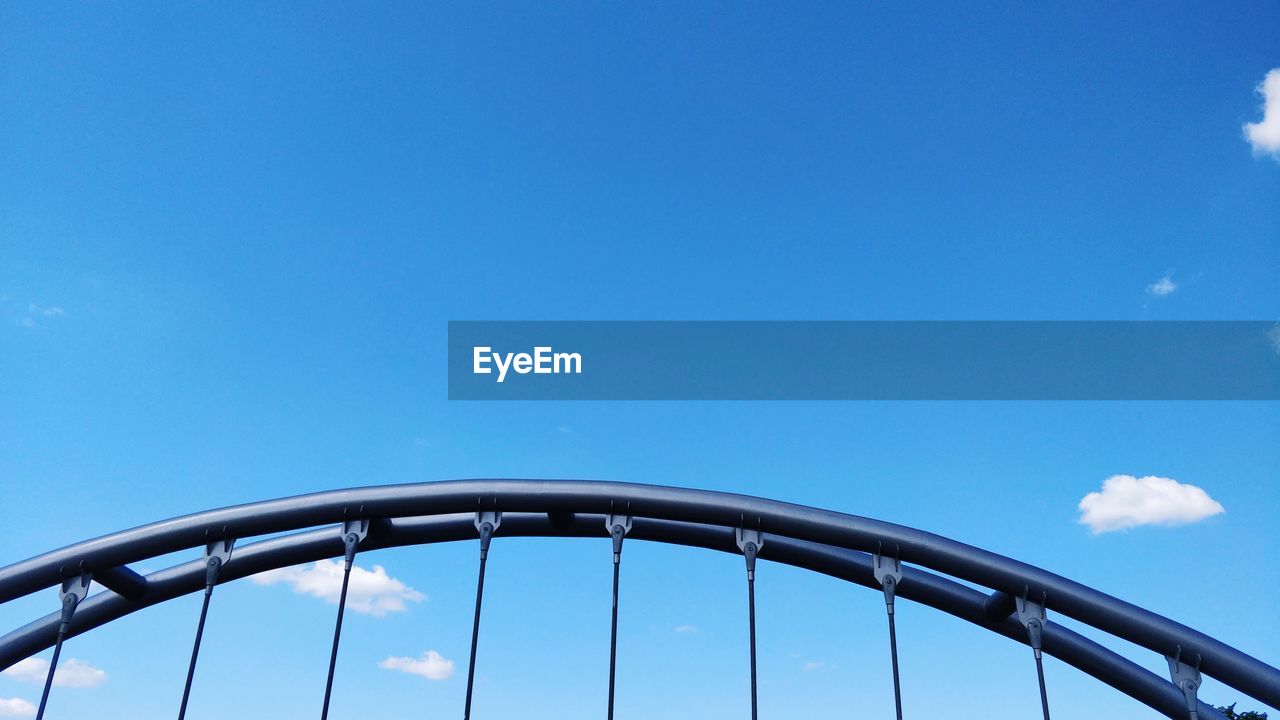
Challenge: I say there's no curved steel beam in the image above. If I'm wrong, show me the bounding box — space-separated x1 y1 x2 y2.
0 513 1230 720
0 479 1274 708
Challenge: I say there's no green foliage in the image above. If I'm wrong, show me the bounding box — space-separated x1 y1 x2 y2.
1217 703 1268 720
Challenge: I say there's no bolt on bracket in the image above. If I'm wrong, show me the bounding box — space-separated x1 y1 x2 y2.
1016 588 1048 658
873 544 903 614
340 518 369 567
735 526 763 580
57 573 92 633
475 510 501 559
203 538 235 586
1166 646 1202 720
605 513 632 562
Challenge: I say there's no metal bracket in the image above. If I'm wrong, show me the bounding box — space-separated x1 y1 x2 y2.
735 526 763 580
475 510 501 533
1166 647 1202 720
475 511 501 559
340 518 369 568
873 545 903 613
203 538 235 587
1016 588 1048 657
605 513 632 562
59 573 93 606
58 573 92 633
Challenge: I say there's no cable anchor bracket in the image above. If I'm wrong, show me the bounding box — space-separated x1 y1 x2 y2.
475 510 501 559
203 537 235 587
605 512 632 563
873 544 903 615
1166 646 1202 720
735 526 764 580
1016 588 1049 658
340 518 369 568
57 573 93 634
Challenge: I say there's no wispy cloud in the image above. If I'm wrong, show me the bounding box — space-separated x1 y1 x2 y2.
801 660 827 672
29 304 64 317
0 698 36 718
15 302 66 328
1244 68 1280 159
1146 274 1177 297
1078 475 1224 534
251 560 424 617
378 651 456 680
1 657 106 688
674 624 698 634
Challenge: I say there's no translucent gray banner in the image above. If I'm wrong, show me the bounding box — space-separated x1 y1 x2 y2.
448 321 1280 400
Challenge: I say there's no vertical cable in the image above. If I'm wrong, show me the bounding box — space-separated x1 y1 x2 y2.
607 522 625 720
177 557 222 720
877 567 904 720
464 520 495 720
35 630 64 720
1034 649 1051 720
1029 609 1049 717
743 540 759 720
320 532 360 720
36 589 80 720
886 603 903 720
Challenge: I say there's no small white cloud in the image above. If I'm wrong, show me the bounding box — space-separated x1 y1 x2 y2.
378 650 455 680
674 624 698 634
1 657 106 688
1078 475 1225 534
251 559 424 617
0 698 35 718
1244 68 1280 159
801 661 826 672
1146 274 1177 296
17 302 65 327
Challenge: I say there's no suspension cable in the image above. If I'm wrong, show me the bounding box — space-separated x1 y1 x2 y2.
1017 590 1051 720
1033 642 1051 720
464 511 499 720
736 527 762 720
177 538 233 720
320 527 363 720
884 576 903 720
36 574 90 720
874 547 904 720
606 514 631 720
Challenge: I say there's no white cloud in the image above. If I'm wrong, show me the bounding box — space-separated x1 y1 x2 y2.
1244 68 1280 159
251 560 424 617
801 661 826 672
674 624 698 634
0 698 35 718
39 306 63 317
378 651 455 680
2 657 106 688
1146 274 1177 296
1078 475 1224 534
21 303 65 327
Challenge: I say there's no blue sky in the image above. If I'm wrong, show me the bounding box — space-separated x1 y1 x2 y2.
1 2 1278 718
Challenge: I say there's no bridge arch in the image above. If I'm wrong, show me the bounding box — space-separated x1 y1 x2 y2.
1 480 1274 719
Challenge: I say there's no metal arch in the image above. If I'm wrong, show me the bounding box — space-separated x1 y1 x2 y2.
0 479 1275 710
0 513 1231 720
